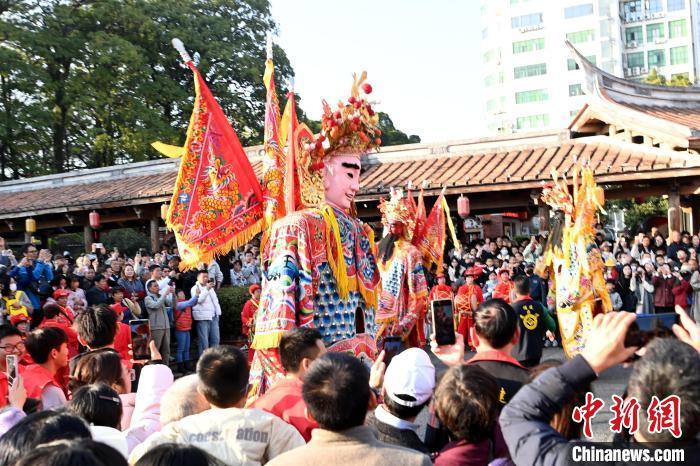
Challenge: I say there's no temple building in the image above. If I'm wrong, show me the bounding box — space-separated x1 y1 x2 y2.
1 43 700 251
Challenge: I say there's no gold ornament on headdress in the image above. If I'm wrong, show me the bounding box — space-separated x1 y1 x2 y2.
292 72 383 209
379 188 416 239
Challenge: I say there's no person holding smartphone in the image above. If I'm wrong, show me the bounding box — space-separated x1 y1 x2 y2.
0 325 27 410
190 271 221 356
145 279 173 364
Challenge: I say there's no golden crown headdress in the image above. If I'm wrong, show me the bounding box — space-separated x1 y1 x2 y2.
294 72 382 208
379 188 416 238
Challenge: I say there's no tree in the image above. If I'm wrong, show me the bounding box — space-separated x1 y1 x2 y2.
642 67 693 87
376 112 420 146
0 0 294 179
605 197 669 234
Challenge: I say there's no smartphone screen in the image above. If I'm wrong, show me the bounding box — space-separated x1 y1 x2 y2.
624 312 679 348
431 299 456 346
6 355 17 387
129 319 151 360
381 336 403 366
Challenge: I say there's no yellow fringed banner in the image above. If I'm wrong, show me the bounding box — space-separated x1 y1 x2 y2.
164 60 265 270
442 195 461 253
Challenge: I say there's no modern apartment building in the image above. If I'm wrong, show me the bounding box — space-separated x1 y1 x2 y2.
481 0 700 134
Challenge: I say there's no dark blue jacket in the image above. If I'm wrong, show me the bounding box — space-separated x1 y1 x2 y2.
499 356 699 465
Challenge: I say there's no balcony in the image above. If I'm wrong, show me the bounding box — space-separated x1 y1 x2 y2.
624 66 648 77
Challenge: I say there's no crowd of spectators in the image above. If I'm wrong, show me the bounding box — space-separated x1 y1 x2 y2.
0 227 698 464
444 226 700 323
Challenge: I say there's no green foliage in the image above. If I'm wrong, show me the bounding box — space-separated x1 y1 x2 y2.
377 112 421 146
642 68 693 87
0 0 294 179
605 197 669 234
217 286 249 340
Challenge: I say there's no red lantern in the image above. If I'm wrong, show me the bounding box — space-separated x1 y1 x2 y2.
518 211 528 221
457 195 470 219
89 210 100 229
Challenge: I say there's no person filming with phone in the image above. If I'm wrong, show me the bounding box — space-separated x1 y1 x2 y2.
191 270 221 356
145 279 173 364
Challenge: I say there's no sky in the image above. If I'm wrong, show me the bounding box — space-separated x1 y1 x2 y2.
269 0 483 143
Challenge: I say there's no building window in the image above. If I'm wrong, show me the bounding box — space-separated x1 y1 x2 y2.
483 49 499 63
626 52 645 68
622 1 642 20
511 12 543 29
625 26 643 44
513 63 547 79
512 37 545 54
670 46 688 65
566 29 595 44
669 19 688 39
568 84 584 96
515 89 548 104
647 49 666 67
646 23 665 42
667 0 686 11
564 3 593 19
516 114 550 130
484 72 504 87
647 0 663 13
567 55 596 70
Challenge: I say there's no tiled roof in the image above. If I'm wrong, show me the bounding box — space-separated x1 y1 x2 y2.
1 136 697 218
626 104 700 132
567 42 700 148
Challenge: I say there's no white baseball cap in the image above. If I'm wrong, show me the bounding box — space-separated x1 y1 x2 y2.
383 348 436 407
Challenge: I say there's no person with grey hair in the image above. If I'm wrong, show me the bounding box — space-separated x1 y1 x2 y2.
160 374 210 426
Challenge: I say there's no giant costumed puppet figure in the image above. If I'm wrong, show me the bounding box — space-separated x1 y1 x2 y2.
248 73 382 400
376 189 429 347
538 162 612 358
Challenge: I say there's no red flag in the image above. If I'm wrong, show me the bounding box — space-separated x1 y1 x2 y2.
412 192 446 270
165 61 264 269
414 186 427 240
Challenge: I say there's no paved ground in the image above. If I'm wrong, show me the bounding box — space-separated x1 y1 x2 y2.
415 346 632 442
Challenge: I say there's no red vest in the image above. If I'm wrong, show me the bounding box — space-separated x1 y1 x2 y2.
114 322 132 363
251 378 317 442
23 364 59 399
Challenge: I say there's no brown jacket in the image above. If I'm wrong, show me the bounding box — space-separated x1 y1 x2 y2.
266 425 432 466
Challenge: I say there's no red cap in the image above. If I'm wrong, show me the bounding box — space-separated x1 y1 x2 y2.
249 284 261 295
52 288 71 300
464 266 483 277
109 303 126 315
10 314 29 326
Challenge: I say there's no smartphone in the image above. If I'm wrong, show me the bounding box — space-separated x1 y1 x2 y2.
624 313 679 349
381 336 403 366
95 243 103 249
6 355 17 387
129 319 151 360
431 299 456 346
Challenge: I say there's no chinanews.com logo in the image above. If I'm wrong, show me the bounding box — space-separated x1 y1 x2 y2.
571 445 685 463
572 392 682 439
569 392 690 465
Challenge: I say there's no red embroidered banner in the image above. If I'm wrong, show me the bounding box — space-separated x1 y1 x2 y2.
166 62 264 269
412 192 446 270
